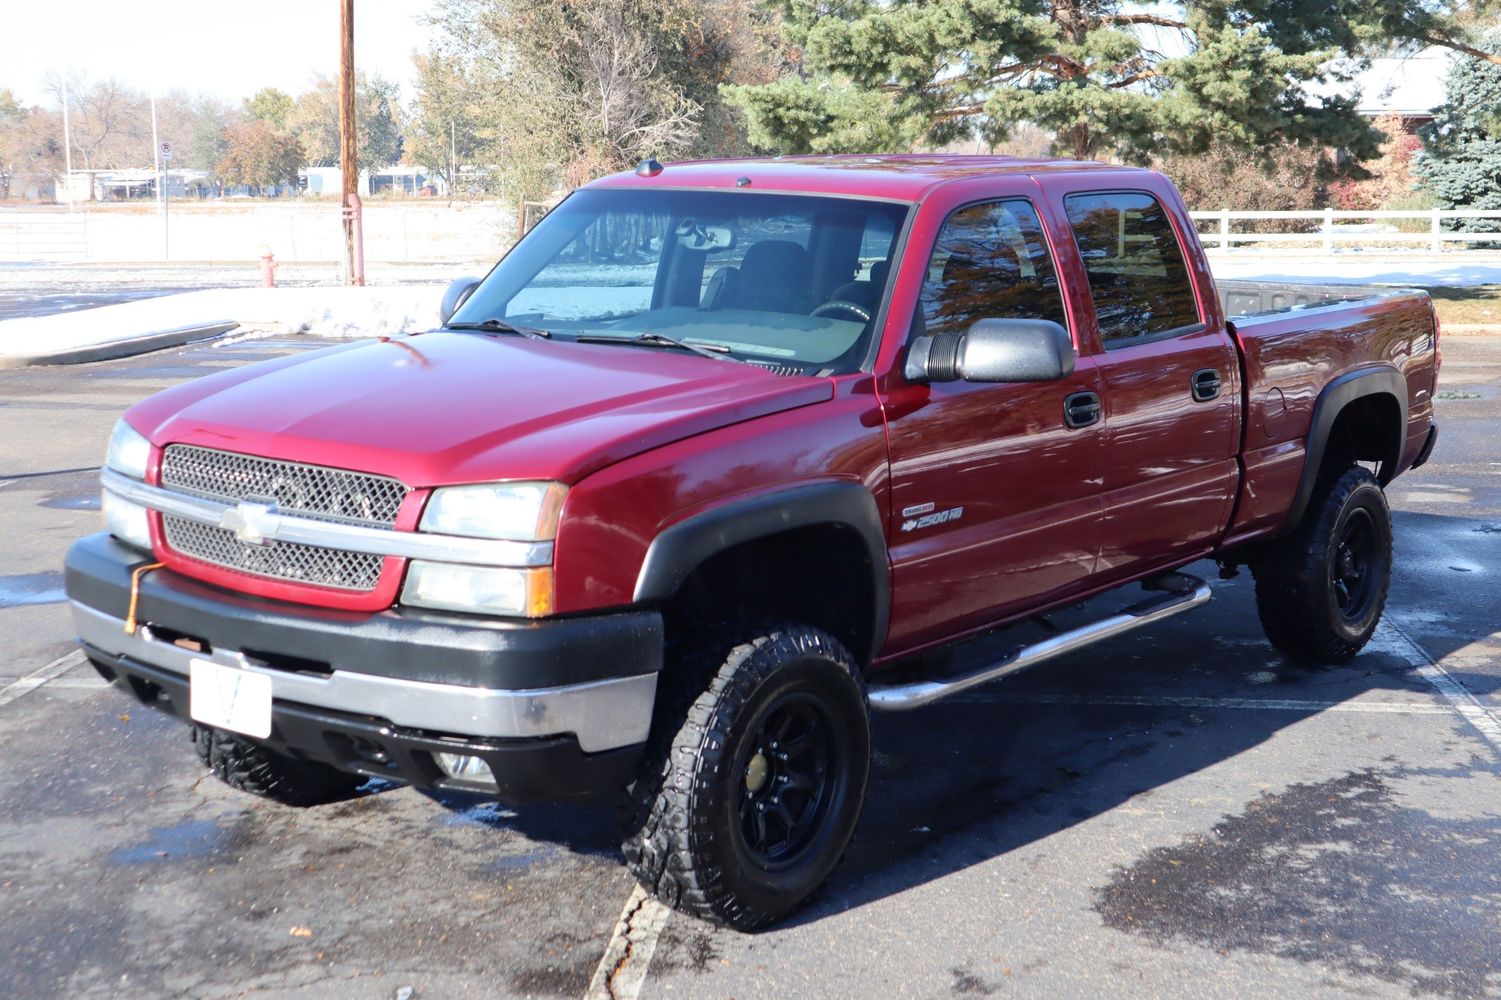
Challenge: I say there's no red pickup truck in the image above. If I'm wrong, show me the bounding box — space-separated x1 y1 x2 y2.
66 155 1439 929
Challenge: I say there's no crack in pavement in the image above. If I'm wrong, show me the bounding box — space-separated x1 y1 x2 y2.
606 891 649 1000
585 884 672 1000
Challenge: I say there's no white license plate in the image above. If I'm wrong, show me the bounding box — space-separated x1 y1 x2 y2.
189 658 273 739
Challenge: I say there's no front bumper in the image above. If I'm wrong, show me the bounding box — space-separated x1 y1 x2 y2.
65 533 662 800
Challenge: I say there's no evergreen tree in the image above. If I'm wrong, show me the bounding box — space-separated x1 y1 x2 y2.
1417 48 1501 234
724 1 1402 163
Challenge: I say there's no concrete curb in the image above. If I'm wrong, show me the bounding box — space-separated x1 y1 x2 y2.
0 321 239 369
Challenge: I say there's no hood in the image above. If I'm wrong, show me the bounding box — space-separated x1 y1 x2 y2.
127 332 832 486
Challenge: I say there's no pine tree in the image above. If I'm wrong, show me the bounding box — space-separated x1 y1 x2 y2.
723 1 1403 163
1417 48 1501 234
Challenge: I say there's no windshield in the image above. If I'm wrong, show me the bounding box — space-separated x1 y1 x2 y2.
451 188 911 374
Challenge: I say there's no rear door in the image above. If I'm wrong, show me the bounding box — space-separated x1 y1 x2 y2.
1056 189 1240 580
881 196 1105 650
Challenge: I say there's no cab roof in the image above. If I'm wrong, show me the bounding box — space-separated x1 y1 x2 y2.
588 153 1150 202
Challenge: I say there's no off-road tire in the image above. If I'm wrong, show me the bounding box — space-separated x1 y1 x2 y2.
191 725 363 806
620 624 870 930
1251 465 1393 663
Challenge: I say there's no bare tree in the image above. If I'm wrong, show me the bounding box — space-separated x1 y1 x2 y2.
43 74 151 170
573 3 700 177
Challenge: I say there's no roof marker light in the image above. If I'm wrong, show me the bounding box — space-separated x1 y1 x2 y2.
735 176 752 188
636 158 664 177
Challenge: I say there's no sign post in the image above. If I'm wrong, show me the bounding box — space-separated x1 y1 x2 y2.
159 140 172 260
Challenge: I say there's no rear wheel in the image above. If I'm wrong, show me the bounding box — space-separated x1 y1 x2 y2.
191 725 363 806
1251 465 1393 663
620 624 870 930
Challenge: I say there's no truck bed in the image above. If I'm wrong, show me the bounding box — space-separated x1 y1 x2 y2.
1213 279 1440 545
1217 279 1423 321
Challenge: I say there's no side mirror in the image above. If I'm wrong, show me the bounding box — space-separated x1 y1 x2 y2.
905 318 1075 384
438 276 481 327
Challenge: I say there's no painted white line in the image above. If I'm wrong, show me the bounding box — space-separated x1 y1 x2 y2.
43 677 113 690
946 691 1460 715
1375 618 1501 756
584 883 672 1000
0 650 87 708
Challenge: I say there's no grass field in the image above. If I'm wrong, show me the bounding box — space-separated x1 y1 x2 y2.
1425 285 1501 328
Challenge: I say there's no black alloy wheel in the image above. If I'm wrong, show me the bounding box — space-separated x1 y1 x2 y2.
734 692 838 870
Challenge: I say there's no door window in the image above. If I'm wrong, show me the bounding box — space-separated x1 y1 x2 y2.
1063 191 1200 347
918 199 1068 337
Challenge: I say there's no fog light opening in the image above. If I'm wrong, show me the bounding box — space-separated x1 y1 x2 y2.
435 752 497 786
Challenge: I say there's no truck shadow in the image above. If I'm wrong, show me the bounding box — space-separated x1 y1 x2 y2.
784 547 1501 996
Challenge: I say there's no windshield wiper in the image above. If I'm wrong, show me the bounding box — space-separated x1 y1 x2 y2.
444 318 552 340
576 331 744 363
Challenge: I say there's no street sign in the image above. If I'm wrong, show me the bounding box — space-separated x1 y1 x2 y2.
160 140 173 161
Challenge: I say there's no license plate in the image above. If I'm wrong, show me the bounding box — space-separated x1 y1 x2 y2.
189 658 273 739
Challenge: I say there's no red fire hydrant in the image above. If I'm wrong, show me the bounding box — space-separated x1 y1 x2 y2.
259 249 277 288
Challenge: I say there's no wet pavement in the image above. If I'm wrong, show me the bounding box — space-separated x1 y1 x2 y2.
1 335 1499 998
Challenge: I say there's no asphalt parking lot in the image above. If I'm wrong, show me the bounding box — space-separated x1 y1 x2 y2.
3 333 1500 999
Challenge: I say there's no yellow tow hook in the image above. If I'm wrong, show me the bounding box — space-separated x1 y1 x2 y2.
124 562 165 636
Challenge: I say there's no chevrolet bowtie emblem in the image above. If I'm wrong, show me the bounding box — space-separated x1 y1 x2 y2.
219 500 279 546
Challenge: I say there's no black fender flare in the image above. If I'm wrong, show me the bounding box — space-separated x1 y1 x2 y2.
632 481 890 662
1283 366 1407 533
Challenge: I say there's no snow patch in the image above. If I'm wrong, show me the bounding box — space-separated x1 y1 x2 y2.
0 285 447 360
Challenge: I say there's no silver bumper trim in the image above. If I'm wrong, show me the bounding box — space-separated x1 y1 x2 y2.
101 468 553 568
71 601 654 753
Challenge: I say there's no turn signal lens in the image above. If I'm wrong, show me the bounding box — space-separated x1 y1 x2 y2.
400 561 553 617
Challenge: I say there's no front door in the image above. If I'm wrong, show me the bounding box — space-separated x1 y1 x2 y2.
882 197 1105 651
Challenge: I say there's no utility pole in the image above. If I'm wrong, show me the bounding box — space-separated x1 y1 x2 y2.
60 75 74 207
150 93 162 216
450 120 456 198
339 0 360 285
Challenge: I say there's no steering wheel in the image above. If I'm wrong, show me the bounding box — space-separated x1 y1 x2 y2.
811 299 872 323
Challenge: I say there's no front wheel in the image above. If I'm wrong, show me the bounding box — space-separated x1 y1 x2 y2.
191 725 364 806
620 625 870 930
1251 465 1393 663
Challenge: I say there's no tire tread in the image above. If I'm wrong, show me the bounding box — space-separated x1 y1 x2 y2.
620 624 867 930
1251 465 1392 663
191 726 362 806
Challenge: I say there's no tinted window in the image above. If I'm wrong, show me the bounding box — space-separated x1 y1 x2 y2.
918 199 1068 338
1063 192 1199 346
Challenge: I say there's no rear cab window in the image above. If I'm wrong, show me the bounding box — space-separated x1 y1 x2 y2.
1062 191 1200 348
916 199 1069 338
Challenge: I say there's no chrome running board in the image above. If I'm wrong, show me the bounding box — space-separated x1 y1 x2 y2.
868 573 1214 711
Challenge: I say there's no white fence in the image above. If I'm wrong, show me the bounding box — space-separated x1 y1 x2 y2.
0 213 88 262
1191 208 1501 252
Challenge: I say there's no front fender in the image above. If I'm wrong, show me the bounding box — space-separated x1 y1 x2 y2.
632 481 890 660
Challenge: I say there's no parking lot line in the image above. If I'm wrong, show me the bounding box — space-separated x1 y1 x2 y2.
0 650 86 708
1377 618 1501 755
584 884 673 1000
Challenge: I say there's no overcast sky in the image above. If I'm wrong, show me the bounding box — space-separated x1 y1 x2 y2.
0 1 1448 118
0 1 434 107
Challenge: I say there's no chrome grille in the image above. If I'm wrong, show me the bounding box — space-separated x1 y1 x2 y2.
161 445 409 527
162 517 385 591
159 445 409 592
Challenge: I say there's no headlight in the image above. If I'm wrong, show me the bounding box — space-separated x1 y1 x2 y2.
400 561 553 617
419 482 565 541
102 490 152 552
105 420 151 480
